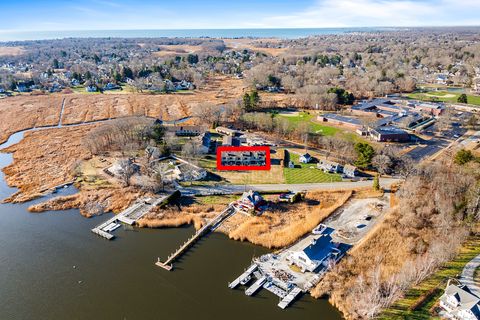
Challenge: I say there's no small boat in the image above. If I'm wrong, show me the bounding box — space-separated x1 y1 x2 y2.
240 275 251 285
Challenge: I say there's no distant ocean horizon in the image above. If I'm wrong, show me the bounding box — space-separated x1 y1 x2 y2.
0 27 402 42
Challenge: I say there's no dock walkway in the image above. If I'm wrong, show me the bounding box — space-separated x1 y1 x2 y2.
91 194 173 240
278 287 302 309
156 204 236 270
228 264 258 289
245 276 267 296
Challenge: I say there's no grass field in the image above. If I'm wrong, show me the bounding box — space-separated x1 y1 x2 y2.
198 154 286 184
284 153 341 184
196 150 341 185
195 194 238 205
380 236 480 320
278 112 366 142
279 112 340 136
407 91 480 106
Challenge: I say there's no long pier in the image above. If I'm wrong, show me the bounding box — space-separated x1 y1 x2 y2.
156 204 236 271
91 193 174 240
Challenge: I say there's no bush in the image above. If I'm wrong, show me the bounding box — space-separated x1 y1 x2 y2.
454 149 475 165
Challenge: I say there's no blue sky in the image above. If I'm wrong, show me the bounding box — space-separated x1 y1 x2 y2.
0 0 479 32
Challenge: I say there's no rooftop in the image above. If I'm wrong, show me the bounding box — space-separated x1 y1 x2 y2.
303 234 339 262
351 98 392 111
322 113 361 126
371 126 409 135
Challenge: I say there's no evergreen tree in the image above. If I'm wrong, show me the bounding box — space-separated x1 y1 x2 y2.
328 87 355 105
458 93 468 104
354 142 375 168
243 93 251 111
187 54 199 64
373 174 380 191
121 66 133 80
250 90 260 107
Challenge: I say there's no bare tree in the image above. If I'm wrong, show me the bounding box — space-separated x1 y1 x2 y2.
372 154 393 175
118 159 135 187
153 162 170 192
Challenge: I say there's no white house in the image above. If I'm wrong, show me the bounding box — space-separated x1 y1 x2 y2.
343 164 358 178
299 153 312 163
439 283 480 320
288 231 342 273
317 159 342 173
85 85 98 92
436 74 448 85
216 126 240 136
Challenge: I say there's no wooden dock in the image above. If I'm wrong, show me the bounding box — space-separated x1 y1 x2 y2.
91 193 174 240
156 204 236 270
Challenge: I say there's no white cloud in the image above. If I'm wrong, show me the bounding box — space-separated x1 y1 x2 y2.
244 0 480 28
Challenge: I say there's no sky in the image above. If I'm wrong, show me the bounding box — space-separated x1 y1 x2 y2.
0 0 479 32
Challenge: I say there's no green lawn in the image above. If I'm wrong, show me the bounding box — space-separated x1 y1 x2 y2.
278 112 367 143
380 236 480 320
197 157 217 169
195 194 239 205
279 112 340 136
284 153 341 184
407 91 480 107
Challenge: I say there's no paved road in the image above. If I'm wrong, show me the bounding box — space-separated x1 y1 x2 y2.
180 178 402 196
460 254 480 297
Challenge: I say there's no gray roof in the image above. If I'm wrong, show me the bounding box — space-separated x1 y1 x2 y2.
371 126 408 135
440 284 480 318
322 113 361 126
343 164 357 171
351 98 392 111
318 159 341 166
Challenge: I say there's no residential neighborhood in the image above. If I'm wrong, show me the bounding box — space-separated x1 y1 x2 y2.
1 7 480 320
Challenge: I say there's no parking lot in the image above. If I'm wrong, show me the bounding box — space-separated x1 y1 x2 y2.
324 197 389 244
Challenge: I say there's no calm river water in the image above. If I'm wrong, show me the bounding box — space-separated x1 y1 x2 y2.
0 131 343 320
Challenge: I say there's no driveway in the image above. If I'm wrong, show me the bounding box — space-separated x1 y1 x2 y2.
460 254 480 297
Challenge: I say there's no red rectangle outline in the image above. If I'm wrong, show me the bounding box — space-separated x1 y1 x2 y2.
216 146 271 171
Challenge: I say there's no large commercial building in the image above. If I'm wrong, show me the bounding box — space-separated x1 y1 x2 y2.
368 126 411 142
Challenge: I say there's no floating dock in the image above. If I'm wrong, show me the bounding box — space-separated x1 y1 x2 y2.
245 276 267 296
278 287 302 309
228 264 258 289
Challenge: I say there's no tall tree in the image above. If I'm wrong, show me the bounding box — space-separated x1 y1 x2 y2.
457 93 468 104
243 93 252 111
354 142 375 168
